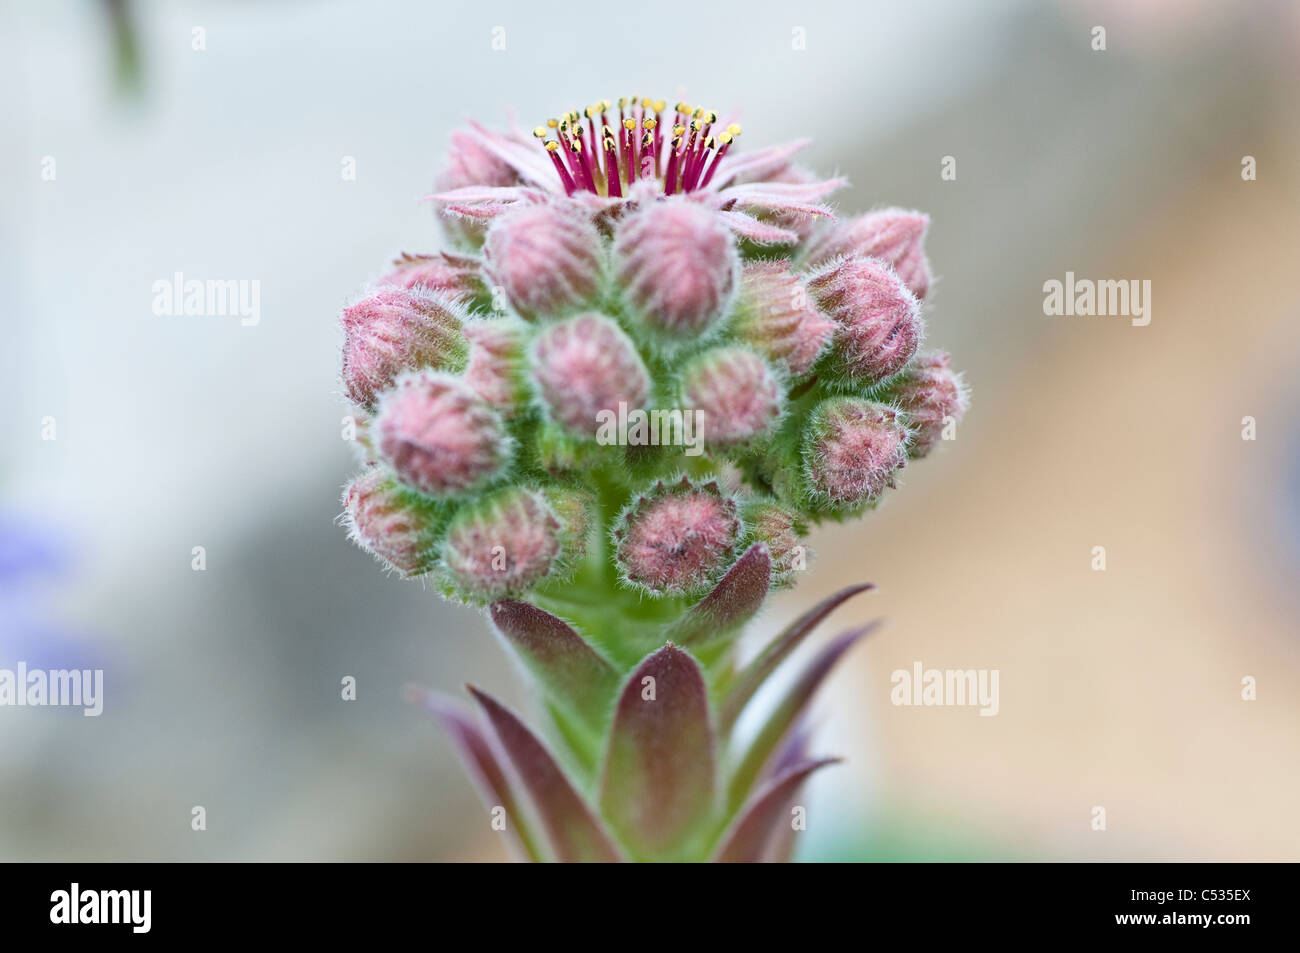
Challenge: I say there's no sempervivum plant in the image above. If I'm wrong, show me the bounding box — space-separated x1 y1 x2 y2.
338 96 969 862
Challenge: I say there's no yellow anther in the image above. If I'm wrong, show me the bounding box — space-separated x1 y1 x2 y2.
642 118 657 131
623 118 636 131
545 140 559 152
673 124 686 137
653 100 666 112
727 123 742 136
532 126 548 138
546 118 559 128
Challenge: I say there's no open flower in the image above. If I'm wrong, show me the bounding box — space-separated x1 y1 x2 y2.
427 99 848 247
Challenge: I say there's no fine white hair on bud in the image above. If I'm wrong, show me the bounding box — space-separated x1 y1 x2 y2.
802 397 911 507
679 346 784 448
805 256 923 384
484 202 604 320
373 372 513 498
612 198 738 338
530 312 651 438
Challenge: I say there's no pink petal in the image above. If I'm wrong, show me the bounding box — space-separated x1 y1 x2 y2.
716 210 802 245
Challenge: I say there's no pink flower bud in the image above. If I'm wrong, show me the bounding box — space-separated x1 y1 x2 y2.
440 486 567 603
732 261 835 378
806 256 922 383
681 347 783 448
342 469 443 577
436 129 523 192
484 203 604 320
805 208 932 299
540 486 593 560
889 351 969 457
434 130 525 249
340 287 468 409
613 477 741 595
743 502 809 588
613 198 738 336
380 251 483 299
374 373 512 498
803 398 910 506
531 313 650 437
463 317 527 418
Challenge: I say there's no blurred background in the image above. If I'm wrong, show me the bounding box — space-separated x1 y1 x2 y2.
2 0 1298 861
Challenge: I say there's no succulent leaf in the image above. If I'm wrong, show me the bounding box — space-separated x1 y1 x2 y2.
598 644 715 860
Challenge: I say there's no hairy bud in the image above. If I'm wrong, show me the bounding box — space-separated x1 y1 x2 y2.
731 261 835 378
888 351 969 457
380 252 484 299
803 398 910 506
806 256 922 383
613 477 742 595
340 288 468 409
463 317 528 418
805 208 932 299
434 129 524 248
374 373 512 498
484 203 604 320
744 502 809 588
342 469 444 577
440 486 568 603
680 347 783 448
613 198 738 337
531 313 650 438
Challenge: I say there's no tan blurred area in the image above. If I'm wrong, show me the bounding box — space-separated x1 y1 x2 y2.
807 121 1300 861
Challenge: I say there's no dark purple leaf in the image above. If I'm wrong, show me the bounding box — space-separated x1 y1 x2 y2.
727 626 875 810
489 600 619 725
468 685 622 863
407 686 543 862
718 582 875 732
714 758 840 863
667 543 771 647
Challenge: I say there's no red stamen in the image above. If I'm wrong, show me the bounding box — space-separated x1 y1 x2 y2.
699 136 731 189
544 142 577 195
664 136 682 195
603 133 622 197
